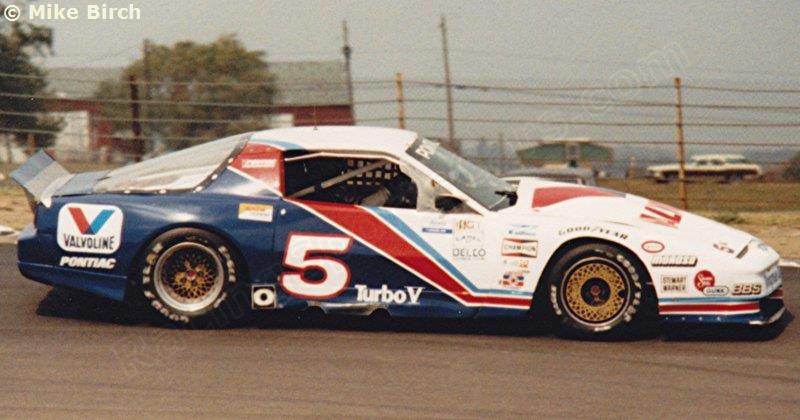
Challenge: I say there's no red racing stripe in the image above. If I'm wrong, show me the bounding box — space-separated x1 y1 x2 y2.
299 200 531 308
532 187 621 208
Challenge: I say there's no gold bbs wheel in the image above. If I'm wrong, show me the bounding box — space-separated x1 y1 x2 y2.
562 259 629 325
154 242 225 313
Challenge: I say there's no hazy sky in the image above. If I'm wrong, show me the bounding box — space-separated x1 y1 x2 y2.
23 0 800 156
36 0 800 83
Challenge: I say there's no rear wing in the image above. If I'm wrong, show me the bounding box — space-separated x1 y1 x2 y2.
10 150 71 210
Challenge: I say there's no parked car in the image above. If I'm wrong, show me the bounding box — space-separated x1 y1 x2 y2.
502 167 597 186
11 127 784 337
646 154 762 183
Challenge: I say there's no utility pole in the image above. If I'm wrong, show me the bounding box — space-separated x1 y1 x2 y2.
395 72 406 129
128 75 143 162
439 15 456 153
342 20 356 124
674 77 688 210
142 38 151 155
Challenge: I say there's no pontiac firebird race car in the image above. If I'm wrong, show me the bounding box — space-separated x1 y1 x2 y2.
11 126 785 337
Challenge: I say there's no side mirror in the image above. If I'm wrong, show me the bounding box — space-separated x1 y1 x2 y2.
435 195 463 212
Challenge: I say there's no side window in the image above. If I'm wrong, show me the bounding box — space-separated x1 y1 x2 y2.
711 159 724 166
695 160 708 166
283 153 417 209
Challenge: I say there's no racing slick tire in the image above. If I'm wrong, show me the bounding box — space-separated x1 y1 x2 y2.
134 228 248 328
547 242 655 339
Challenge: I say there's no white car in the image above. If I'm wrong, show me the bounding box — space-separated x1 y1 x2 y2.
13 127 784 338
647 154 763 183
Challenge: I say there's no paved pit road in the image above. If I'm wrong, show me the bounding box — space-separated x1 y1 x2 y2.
0 245 797 417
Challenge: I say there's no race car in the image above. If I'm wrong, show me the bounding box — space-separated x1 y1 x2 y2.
11 126 785 337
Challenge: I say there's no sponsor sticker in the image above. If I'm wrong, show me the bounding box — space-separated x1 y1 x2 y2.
558 226 628 240
499 271 526 289
453 219 484 245
422 227 453 234
732 283 762 296
661 275 686 292
703 286 729 297
252 285 277 309
506 226 537 236
238 203 273 223
355 284 423 305
501 238 538 258
641 240 665 253
452 247 487 260
503 257 531 269
242 158 277 169
57 204 123 254
693 270 715 291
59 256 116 269
651 255 697 267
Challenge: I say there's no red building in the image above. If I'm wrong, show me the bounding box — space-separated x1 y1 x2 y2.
44 61 354 161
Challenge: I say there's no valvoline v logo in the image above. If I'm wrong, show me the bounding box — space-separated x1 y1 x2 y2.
68 207 114 235
57 204 123 254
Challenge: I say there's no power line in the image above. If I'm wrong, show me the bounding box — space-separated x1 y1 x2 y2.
446 136 800 147
684 84 800 94
405 80 674 92
0 110 395 126
407 116 800 127
389 97 800 112
0 91 391 109
0 71 393 88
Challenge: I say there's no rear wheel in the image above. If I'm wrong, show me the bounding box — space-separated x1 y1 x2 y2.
548 243 653 339
136 228 245 328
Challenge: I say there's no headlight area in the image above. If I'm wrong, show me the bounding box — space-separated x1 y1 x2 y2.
762 262 782 291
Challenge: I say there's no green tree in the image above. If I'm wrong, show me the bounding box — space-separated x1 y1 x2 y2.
0 2 61 148
95 35 275 150
784 150 800 181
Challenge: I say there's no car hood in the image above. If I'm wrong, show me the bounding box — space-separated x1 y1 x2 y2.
510 178 754 254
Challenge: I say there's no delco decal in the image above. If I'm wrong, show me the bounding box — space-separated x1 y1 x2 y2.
355 284 423 305
57 204 123 254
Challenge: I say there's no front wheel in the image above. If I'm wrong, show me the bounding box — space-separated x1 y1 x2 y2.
135 228 244 328
547 243 654 338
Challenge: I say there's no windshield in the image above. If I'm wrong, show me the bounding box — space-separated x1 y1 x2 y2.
407 137 513 210
94 133 248 193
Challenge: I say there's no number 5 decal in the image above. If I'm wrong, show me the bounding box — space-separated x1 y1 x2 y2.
279 232 353 299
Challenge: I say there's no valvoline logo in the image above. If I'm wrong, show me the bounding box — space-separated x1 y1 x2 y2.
57 204 123 254
68 207 115 235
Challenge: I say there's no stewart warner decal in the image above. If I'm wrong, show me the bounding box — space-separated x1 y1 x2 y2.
57 204 123 254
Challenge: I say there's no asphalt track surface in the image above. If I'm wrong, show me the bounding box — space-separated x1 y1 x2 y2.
0 244 798 418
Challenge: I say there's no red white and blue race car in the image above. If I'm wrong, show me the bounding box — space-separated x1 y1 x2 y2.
11 127 785 337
